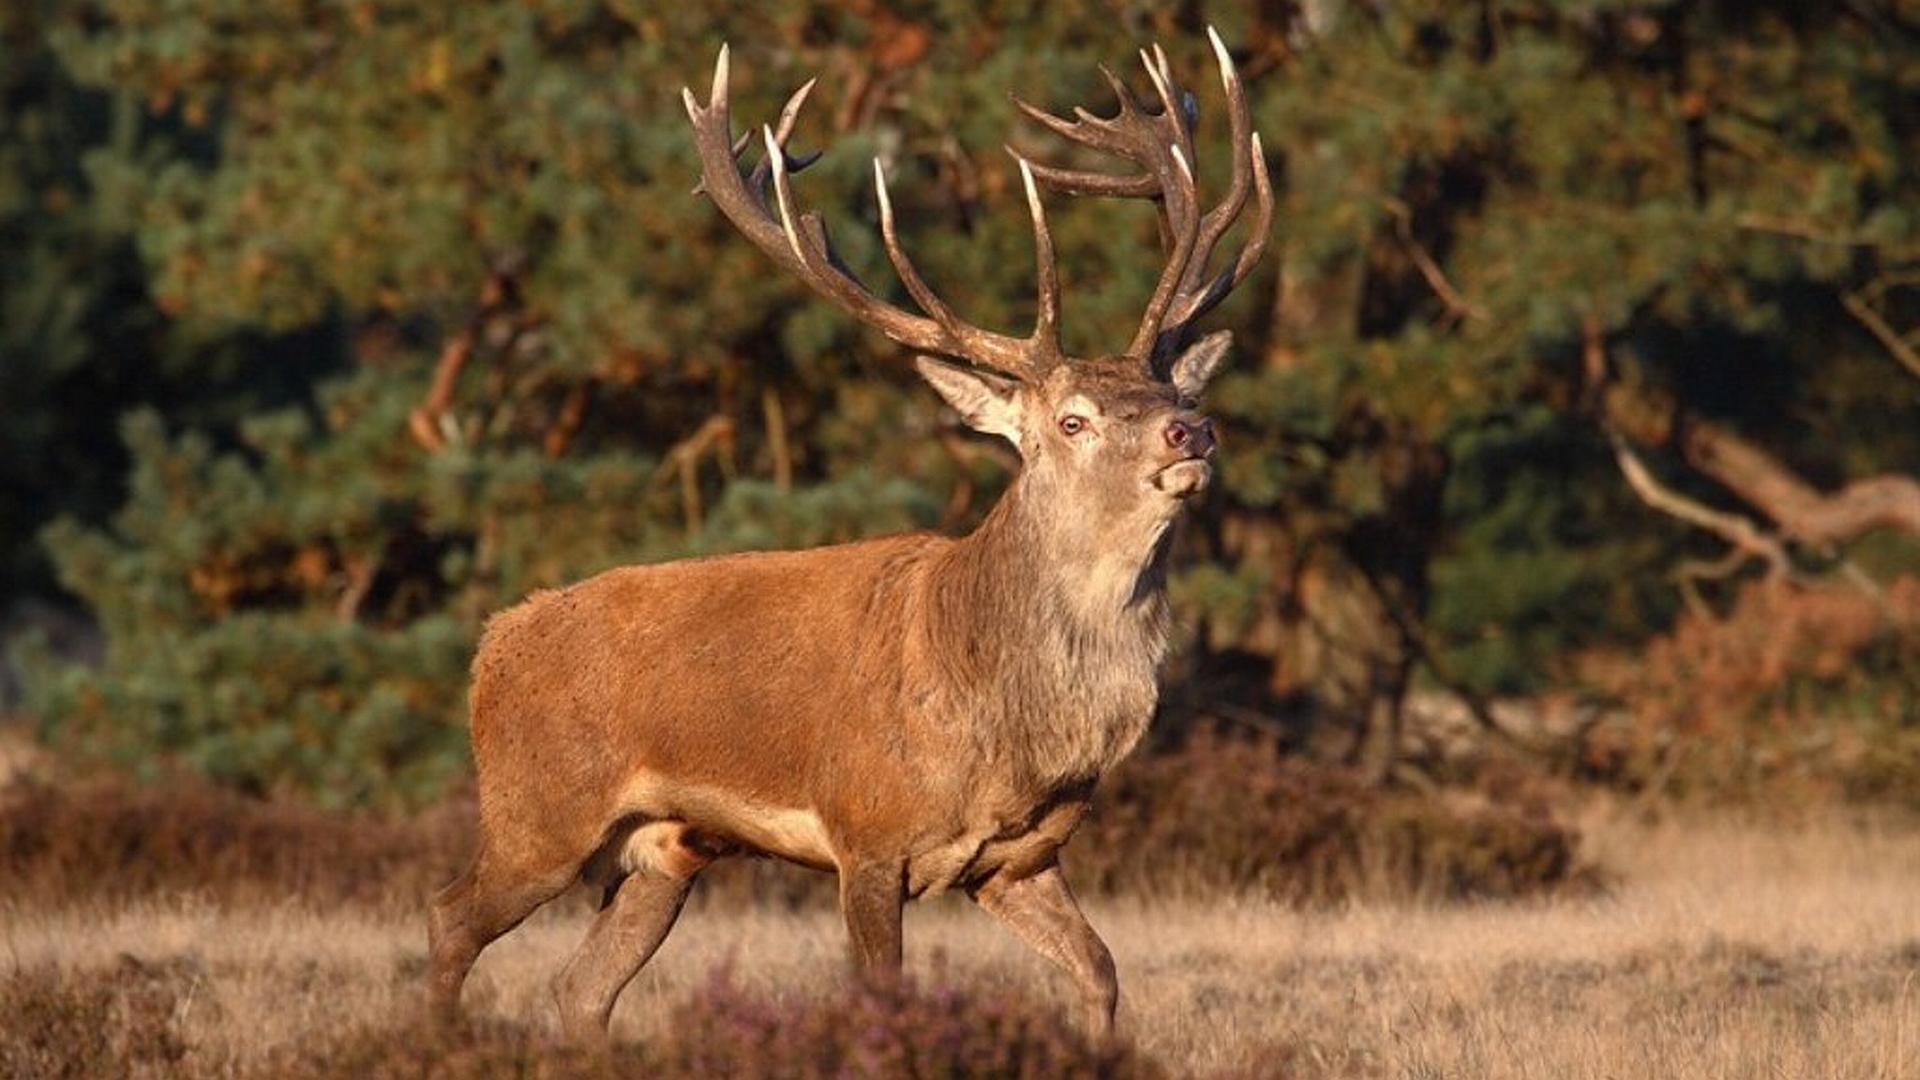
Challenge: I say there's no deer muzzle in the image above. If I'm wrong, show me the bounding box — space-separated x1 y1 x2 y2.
1151 414 1216 498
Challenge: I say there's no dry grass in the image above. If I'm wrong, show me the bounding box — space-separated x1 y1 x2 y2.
4 803 1915 1079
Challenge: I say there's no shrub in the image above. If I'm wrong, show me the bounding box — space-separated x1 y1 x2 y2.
259 972 1157 1080
0 771 467 909
1075 725 1586 903
0 959 194 1080
1577 575 1920 807
0 738 1585 913
647 970 1159 1080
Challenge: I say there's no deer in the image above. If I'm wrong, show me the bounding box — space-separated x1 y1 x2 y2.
427 28 1270 1044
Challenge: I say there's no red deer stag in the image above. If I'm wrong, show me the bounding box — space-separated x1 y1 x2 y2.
428 29 1270 1042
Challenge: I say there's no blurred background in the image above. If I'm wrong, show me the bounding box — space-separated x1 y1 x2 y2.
2 0 1915 826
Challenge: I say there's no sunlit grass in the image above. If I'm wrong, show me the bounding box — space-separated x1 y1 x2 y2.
5 804 1915 1078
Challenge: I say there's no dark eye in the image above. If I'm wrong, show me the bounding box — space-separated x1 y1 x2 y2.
1058 415 1087 437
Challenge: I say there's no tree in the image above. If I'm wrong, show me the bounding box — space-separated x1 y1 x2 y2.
0 0 343 605
14 0 1916 804
1186 0 1919 778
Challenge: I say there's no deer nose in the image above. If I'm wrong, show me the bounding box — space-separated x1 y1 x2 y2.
1164 416 1216 457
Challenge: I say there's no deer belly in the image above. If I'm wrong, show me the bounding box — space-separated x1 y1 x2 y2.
618 770 836 871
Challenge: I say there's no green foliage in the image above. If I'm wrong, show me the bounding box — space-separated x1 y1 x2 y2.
5 1 1916 804
25 385 676 807
1430 405 1676 692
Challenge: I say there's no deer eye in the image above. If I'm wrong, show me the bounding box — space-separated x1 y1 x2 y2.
1058 414 1088 437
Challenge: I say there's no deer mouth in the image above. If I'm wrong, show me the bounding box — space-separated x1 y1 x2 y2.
1150 457 1212 498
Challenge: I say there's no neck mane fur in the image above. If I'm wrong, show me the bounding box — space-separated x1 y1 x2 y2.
925 478 1175 787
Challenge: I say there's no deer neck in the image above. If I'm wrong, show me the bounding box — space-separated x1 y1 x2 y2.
925 476 1175 787
957 474 1174 633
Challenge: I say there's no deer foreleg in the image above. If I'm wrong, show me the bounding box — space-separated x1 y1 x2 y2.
970 860 1117 1039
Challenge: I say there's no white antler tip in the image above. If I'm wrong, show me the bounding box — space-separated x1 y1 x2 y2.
762 124 809 264
1207 26 1238 87
872 158 894 216
1139 47 1176 104
1016 157 1046 218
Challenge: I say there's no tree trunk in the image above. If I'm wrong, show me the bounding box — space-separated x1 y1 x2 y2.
1216 423 1446 786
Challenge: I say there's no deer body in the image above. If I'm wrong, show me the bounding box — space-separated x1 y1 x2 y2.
472 474 1171 899
429 33 1269 1043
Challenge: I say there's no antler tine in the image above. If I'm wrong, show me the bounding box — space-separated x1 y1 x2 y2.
1009 68 1162 198
1159 28 1274 337
742 76 823 192
1018 159 1063 351
873 161 972 345
876 155 1062 364
1164 133 1273 336
1014 27 1272 369
685 46 1046 381
1123 44 1206 361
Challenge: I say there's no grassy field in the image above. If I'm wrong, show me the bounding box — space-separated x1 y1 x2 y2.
4 802 1915 1079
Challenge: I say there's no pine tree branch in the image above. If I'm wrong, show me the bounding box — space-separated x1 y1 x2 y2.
541 378 595 459
409 266 522 453
649 414 737 537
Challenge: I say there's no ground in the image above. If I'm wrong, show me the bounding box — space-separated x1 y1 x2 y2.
3 803 1914 1078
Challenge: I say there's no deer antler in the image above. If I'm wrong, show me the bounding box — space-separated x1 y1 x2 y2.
685 32 1269 382
1012 27 1273 370
684 46 1062 382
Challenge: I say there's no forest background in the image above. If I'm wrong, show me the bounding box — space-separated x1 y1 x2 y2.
3 0 1918 824
4 3 1920 1078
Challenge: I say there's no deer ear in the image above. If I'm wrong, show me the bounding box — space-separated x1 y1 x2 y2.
1168 330 1233 400
915 356 1024 443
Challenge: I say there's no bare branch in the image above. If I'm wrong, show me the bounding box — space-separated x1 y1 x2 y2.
1841 288 1920 382
1595 334 1920 551
1609 434 1793 582
1383 196 1486 326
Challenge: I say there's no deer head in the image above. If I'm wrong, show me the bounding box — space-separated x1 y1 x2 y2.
683 29 1271 570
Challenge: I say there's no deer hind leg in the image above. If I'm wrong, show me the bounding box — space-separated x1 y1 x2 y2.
838 857 906 979
427 839 582 1022
551 873 693 1042
552 821 715 1042
969 860 1117 1040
